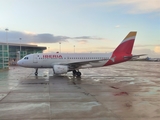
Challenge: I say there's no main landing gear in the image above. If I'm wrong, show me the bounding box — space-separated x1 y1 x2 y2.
72 70 81 77
35 68 38 76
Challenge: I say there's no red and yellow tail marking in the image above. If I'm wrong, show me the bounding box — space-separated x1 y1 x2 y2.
104 31 137 66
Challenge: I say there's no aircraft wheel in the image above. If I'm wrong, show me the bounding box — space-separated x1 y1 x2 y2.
35 68 38 76
72 70 77 76
76 71 81 77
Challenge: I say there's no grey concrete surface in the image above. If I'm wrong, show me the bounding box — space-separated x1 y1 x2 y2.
0 61 160 120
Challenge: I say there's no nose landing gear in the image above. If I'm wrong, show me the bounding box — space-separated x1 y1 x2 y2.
35 68 38 76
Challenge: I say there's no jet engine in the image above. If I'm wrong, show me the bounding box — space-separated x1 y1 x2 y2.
53 65 69 74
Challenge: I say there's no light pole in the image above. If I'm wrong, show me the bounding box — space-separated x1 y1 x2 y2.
19 38 21 59
59 42 61 53
5 28 9 54
5 28 8 47
74 45 75 53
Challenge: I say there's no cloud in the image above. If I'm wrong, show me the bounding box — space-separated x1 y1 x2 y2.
88 0 160 14
0 30 104 44
132 44 160 57
95 45 160 57
73 36 105 41
154 46 160 53
73 36 91 39
77 40 88 44
33 34 70 43
115 25 120 28
135 44 160 47
72 36 105 44
23 31 36 35
133 48 160 57
0 30 69 44
96 46 115 50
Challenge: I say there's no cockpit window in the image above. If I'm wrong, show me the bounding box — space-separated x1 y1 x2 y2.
24 57 29 59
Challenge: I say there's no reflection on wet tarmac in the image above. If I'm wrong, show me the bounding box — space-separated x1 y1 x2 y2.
0 61 160 120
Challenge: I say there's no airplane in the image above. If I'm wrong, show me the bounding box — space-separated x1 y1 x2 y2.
17 31 144 77
146 57 160 62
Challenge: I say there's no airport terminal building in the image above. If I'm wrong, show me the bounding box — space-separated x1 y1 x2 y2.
0 42 46 69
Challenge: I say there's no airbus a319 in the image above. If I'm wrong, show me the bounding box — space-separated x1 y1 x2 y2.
17 31 144 77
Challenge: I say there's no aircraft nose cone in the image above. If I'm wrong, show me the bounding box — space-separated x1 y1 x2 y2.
17 60 22 66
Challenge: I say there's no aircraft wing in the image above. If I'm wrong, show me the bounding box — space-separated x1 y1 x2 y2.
57 58 109 69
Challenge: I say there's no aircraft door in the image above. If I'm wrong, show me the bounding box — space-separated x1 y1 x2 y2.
33 54 38 63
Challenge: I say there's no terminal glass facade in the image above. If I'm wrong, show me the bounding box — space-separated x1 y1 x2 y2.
9 46 44 60
0 44 9 69
0 43 46 69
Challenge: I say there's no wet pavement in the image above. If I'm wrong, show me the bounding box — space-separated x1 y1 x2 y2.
0 61 160 120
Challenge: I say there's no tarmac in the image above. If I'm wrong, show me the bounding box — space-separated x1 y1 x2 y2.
0 61 160 120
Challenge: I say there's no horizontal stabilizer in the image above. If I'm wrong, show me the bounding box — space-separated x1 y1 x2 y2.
132 54 147 57
124 54 147 59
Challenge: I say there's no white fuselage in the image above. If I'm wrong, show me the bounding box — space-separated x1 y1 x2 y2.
17 52 113 69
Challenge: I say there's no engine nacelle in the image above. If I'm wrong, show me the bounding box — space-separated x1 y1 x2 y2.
53 65 68 74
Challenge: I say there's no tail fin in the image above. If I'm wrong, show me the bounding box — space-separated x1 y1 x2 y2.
113 31 137 54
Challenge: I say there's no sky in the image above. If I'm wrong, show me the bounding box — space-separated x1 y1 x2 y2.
0 0 160 57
